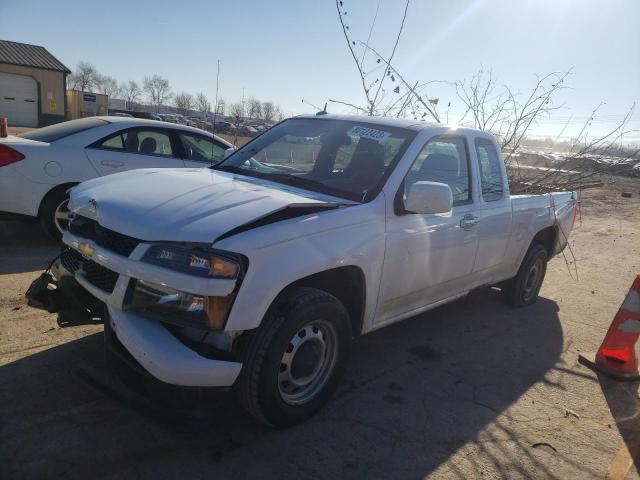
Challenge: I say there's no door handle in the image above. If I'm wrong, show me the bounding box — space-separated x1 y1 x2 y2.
460 214 479 230
101 160 124 167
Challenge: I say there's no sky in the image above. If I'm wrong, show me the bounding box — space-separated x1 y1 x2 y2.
1 0 639 142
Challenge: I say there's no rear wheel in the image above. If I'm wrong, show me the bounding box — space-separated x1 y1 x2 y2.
39 186 74 241
236 287 351 426
503 243 548 307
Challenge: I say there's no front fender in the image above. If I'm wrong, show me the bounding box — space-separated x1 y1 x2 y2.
218 196 386 333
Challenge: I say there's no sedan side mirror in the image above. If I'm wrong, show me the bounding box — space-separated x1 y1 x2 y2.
404 181 453 214
224 147 235 159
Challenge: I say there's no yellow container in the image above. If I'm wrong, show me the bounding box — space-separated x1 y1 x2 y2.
66 90 108 120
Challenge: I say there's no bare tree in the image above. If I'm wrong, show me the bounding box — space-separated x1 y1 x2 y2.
332 2 638 196
143 75 172 112
68 61 98 92
230 102 244 120
94 74 120 98
511 102 639 193
217 98 226 116
120 80 141 108
275 105 285 121
334 0 421 117
247 97 262 120
262 101 275 122
195 92 211 116
174 92 194 116
454 68 571 159
453 67 639 193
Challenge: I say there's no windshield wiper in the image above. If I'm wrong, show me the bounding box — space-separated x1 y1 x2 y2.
261 173 325 190
261 173 354 200
212 164 244 173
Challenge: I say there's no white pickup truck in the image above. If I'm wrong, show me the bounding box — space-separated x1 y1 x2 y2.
28 114 577 426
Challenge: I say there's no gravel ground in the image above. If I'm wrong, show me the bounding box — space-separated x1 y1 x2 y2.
0 178 639 480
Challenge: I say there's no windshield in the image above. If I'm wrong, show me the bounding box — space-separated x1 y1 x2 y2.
19 118 109 143
215 118 415 202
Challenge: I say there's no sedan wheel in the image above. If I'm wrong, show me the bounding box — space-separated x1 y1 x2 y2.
54 197 72 234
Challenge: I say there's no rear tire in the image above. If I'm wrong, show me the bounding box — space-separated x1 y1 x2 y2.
236 287 351 426
503 243 548 307
39 186 73 241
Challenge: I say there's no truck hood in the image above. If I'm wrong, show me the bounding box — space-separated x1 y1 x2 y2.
68 168 349 243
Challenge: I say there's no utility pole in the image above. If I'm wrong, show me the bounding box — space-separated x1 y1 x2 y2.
210 60 221 165
212 59 220 136
241 87 245 121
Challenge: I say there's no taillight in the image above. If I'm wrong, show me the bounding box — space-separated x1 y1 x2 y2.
0 145 25 167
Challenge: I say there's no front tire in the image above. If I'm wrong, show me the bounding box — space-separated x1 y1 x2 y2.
236 287 351 426
39 186 73 241
503 243 548 307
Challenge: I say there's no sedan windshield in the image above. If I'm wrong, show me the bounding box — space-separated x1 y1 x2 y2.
215 118 415 202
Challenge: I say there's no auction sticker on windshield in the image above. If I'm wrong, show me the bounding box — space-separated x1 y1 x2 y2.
348 125 391 142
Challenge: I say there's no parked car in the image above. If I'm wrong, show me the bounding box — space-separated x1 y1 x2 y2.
237 125 258 136
214 121 233 133
28 114 577 426
158 114 177 124
0 116 233 239
108 110 164 121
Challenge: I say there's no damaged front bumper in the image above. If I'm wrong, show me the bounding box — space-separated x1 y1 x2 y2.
28 230 243 389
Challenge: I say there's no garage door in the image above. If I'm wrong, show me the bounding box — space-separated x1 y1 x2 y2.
0 72 38 127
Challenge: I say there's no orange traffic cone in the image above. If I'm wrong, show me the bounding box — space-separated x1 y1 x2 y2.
579 274 640 380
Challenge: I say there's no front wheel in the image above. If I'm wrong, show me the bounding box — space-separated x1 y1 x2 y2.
39 186 74 241
236 287 351 426
503 243 548 307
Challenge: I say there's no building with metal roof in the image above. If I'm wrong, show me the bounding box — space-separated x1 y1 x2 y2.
0 40 70 127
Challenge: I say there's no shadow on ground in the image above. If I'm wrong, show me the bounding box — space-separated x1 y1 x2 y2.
0 221 58 274
0 286 565 479
599 377 640 477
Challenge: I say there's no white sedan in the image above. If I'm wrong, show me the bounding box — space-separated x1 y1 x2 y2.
0 116 234 239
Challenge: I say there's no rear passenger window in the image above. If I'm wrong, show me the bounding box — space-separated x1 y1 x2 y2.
98 133 124 150
404 136 471 205
94 129 174 156
475 139 504 201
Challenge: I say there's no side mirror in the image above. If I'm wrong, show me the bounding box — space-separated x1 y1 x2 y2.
223 147 235 159
404 181 453 214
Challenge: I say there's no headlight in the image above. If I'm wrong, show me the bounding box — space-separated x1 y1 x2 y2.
142 243 241 279
127 279 232 330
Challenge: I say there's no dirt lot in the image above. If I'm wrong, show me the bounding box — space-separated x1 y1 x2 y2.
1 178 639 479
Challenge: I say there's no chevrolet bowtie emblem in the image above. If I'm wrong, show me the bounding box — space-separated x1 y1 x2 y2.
78 243 94 259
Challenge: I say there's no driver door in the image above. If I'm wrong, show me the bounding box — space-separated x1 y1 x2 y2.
85 127 185 175
376 135 481 325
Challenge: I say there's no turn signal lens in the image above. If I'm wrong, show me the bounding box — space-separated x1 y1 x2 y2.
205 296 232 330
188 254 238 279
0 145 25 167
209 258 238 278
